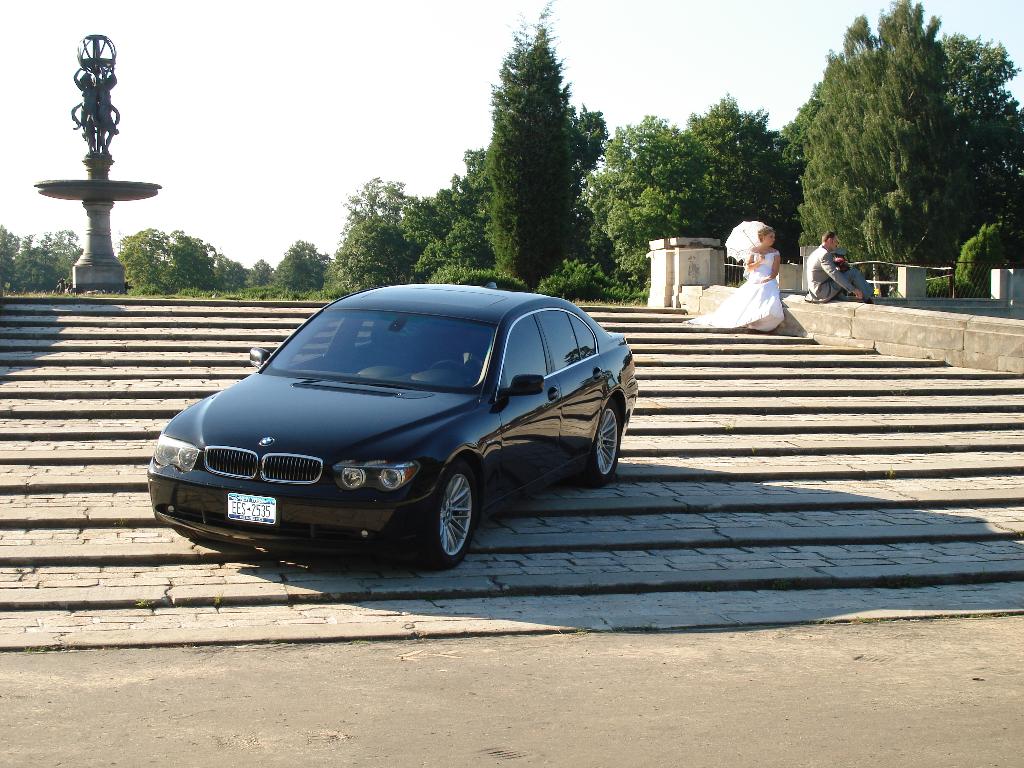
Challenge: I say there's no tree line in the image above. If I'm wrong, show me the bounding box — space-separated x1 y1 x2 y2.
3 1 1021 300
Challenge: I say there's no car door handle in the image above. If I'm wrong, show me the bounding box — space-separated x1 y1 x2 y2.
547 386 560 402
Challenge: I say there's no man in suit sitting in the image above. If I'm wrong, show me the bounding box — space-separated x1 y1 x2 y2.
805 231 874 303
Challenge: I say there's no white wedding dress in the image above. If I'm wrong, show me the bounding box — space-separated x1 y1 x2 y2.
688 251 785 332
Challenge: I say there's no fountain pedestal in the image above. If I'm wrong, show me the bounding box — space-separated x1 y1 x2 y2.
36 154 160 293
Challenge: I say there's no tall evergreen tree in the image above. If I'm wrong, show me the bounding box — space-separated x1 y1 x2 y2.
800 1 968 264
486 14 572 288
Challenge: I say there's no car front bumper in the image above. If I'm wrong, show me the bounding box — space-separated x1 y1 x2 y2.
149 473 431 552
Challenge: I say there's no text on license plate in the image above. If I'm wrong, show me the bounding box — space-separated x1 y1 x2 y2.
227 493 277 525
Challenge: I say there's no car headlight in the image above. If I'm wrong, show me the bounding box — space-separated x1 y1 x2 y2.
332 460 419 491
153 434 201 472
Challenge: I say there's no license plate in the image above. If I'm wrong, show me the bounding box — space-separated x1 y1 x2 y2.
227 492 277 525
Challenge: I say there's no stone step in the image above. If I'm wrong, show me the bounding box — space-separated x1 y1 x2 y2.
634 394 1024 415
633 366 1020 381
621 431 1024 456
0 367 245 381
0 400 194 419
2 505 1021 564
0 419 165 441
2 433 1022 468
7 379 1018 399
10 392 1021 420
0 315 306 330
639 380 1024 397
0 328 293 342
0 353 251 367
636 354 942 368
0 386 221 400
624 333 811 344
4 582 1021 650
625 413 1024 435
578 306 691 316
0 529 248 566
474 509 1024 553
1 455 1022 496
4 475 1024 528
615 452 1024 482
0 339 278 353
629 343 867 355
505 475 1024 517
1 539 1021 612
0 297 323 310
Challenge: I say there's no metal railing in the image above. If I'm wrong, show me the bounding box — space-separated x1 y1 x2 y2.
850 260 1024 299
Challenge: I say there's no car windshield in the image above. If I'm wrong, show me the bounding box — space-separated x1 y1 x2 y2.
265 308 496 392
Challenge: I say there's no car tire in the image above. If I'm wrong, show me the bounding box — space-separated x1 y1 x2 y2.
581 402 622 487
418 459 478 570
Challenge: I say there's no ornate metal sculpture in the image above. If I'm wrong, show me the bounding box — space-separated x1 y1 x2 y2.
71 35 120 155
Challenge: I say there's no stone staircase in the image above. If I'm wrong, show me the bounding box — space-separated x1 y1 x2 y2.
1 296 1022 649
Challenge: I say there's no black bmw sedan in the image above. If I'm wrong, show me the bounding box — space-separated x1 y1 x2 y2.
149 284 638 568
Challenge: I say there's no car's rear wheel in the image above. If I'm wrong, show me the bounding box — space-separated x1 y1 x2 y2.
581 403 621 487
418 459 478 569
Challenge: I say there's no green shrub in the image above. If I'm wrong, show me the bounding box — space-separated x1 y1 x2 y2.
428 265 528 292
536 260 614 301
955 223 1004 298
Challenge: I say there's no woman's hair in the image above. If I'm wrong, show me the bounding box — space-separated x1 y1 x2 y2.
757 225 775 240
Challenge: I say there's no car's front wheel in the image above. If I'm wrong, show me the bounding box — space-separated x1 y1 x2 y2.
418 459 478 569
581 403 622 487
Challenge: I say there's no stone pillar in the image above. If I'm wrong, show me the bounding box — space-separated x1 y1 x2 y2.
73 200 125 292
778 263 802 292
646 237 723 311
71 154 125 293
992 269 1024 302
898 266 927 299
799 245 817 293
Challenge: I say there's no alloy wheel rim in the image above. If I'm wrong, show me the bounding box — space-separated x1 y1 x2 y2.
595 408 618 475
439 473 473 556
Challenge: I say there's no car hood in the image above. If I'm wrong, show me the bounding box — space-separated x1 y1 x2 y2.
166 373 477 460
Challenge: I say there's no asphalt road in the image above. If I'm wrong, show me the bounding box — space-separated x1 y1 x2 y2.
2 617 1022 768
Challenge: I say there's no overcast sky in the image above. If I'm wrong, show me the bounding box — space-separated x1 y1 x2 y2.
4 0 1023 267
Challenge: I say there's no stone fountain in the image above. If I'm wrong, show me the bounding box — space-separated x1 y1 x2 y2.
35 35 160 293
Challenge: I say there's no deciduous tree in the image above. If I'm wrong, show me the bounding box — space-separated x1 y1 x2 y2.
943 33 1024 253
586 116 707 285
688 96 801 251
0 226 22 291
274 241 328 293
328 179 415 294
247 259 275 287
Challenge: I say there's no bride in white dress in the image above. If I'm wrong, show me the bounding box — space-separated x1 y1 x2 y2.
688 225 785 332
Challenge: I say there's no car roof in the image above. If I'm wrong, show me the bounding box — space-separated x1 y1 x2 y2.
330 284 556 323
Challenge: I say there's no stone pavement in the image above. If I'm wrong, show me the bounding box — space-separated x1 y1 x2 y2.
0 295 1021 650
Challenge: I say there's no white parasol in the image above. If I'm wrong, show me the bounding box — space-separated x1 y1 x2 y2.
724 221 767 263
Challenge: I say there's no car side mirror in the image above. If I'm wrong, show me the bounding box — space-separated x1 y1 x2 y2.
503 373 544 397
250 347 271 368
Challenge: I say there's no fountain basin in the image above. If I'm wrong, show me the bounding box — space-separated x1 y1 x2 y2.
36 179 161 202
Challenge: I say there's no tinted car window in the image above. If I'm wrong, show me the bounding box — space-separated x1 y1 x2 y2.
569 313 597 360
537 310 581 372
266 309 495 391
500 315 548 388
